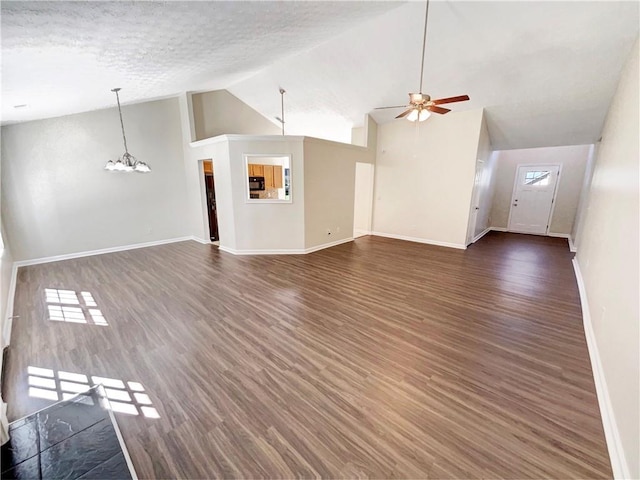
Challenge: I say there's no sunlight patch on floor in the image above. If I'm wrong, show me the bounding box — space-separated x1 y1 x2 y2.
26 366 160 418
44 288 109 326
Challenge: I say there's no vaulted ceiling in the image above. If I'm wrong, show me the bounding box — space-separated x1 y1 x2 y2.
1 1 400 123
2 1 638 150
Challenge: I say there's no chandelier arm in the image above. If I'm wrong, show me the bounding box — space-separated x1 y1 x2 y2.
418 0 430 93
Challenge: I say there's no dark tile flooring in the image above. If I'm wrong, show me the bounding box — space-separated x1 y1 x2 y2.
1 387 133 479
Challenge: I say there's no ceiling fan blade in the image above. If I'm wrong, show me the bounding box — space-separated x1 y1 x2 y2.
374 105 407 110
427 105 451 114
395 108 414 119
432 95 470 105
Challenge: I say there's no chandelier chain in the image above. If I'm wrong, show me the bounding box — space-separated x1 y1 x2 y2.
112 88 129 154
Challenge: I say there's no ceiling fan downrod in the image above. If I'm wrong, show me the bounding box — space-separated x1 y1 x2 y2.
418 0 430 94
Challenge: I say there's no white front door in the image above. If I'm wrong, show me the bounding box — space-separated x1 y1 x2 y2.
508 165 560 235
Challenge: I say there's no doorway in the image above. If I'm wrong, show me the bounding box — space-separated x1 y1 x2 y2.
203 161 219 241
466 159 484 245
508 164 560 235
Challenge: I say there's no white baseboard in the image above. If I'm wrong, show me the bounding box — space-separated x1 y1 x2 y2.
4 237 195 349
472 227 492 244
219 245 307 255
354 229 370 239
547 232 577 252
491 228 571 239
13 236 194 267
547 232 570 238
572 258 629 479
371 231 467 250
190 236 212 245
490 229 577 252
305 237 354 254
219 237 354 256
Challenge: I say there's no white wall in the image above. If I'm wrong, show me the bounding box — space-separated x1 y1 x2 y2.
177 94 205 241
304 138 373 249
0 224 14 350
572 143 597 248
490 144 590 234
192 90 280 141
468 114 496 242
184 139 232 245
228 138 305 252
575 38 639 480
187 135 373 253
364 115 378 153
0 222 9 439
182 90 288 245
372 108 484 248
0 145 13 349
1 98 189 261
1 125 16 357
351 127 365 147
352 114 379 151
189 136 306 253
353 163 375 237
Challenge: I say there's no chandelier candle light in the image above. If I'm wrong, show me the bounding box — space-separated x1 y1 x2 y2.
104 88 151 173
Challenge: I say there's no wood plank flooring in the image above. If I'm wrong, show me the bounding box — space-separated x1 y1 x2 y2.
3 232 611 478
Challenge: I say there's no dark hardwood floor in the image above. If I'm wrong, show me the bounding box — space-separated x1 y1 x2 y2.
3 232 611 478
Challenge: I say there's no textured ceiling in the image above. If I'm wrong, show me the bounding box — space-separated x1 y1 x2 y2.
1 1 400 124
2 1 639 150
228 1 639 148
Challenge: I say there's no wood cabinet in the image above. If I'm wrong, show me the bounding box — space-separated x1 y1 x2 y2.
248 164 264 177
273 165 283 188
263 165 274 189
248 163 284 189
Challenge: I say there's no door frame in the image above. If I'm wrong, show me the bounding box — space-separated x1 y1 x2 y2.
466 158 485 245
197 159 216 244
203 165 219 242
507 163 562 235
353 162 375 238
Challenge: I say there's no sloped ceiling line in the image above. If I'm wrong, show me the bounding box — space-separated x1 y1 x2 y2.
2 1 638 150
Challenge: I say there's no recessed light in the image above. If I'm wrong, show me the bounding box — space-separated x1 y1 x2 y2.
13 104 28 109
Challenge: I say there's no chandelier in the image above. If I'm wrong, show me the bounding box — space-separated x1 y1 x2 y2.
104 88 150 173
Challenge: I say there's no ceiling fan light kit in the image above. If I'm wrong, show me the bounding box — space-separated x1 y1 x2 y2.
104 88 151 173
375 0 469 121
407 108 430 122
